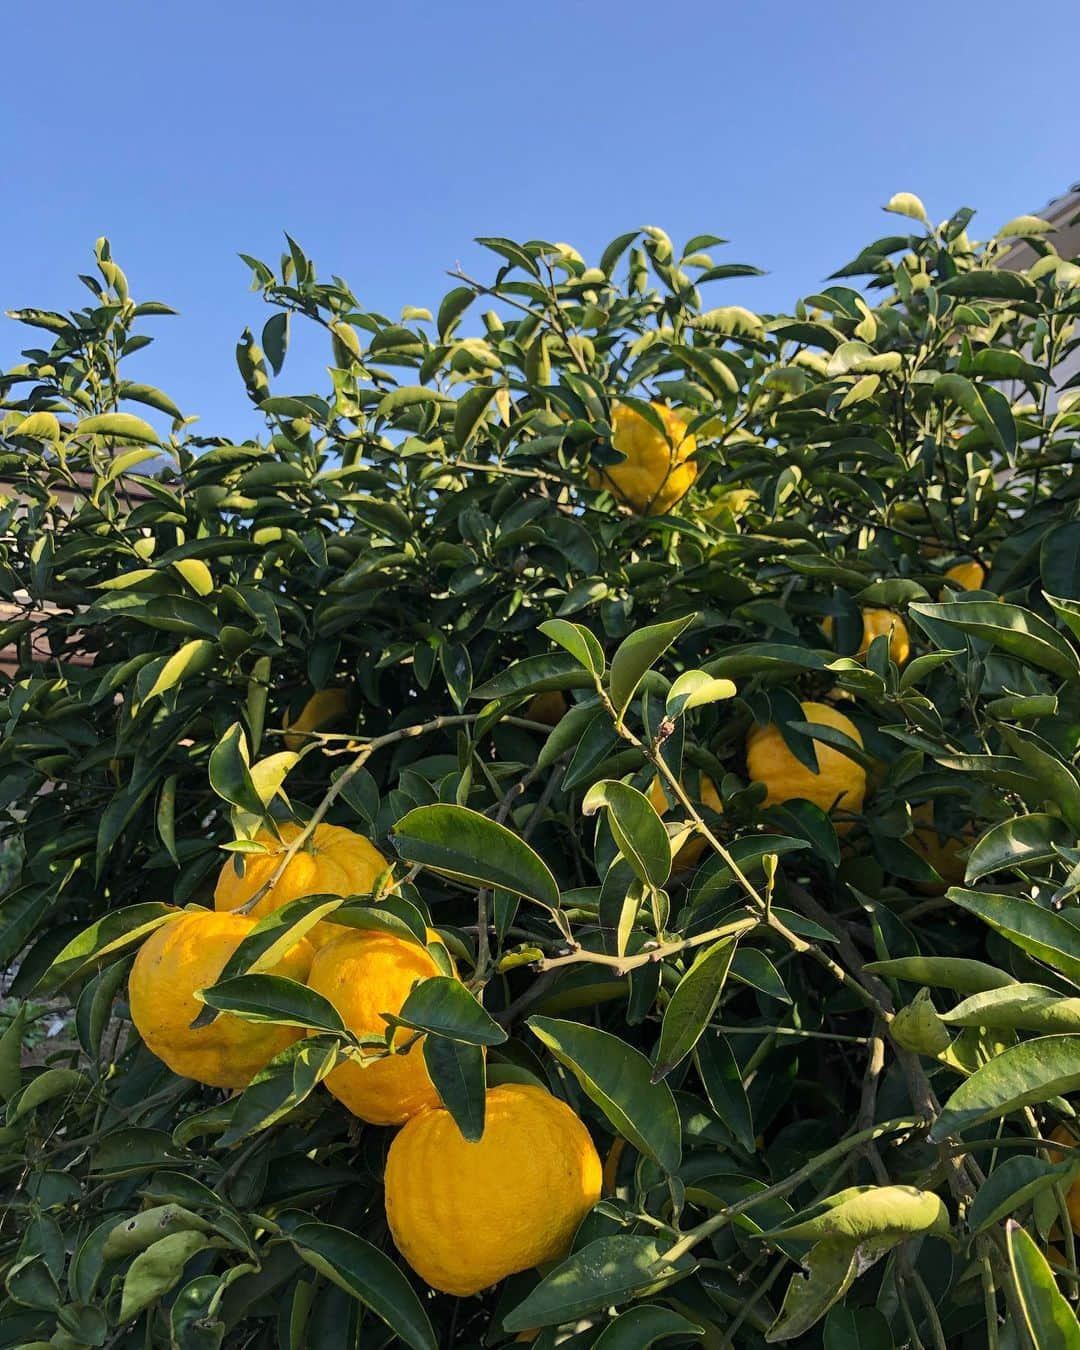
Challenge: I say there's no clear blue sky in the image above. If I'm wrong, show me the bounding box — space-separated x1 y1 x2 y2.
4 1 1078 440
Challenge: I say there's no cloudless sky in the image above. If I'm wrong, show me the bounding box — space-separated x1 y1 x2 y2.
3 1 1079 440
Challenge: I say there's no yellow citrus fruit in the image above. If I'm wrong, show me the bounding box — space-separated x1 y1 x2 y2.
823 609 910 666
587 402 697 515
128 909 313 1089
746 701 866 827
385 1083 602 1295
283 687 351 751
526 690 569 726
909 802 972 890
646 773 722 871
943 560 986 592
305 929 451 1125
214 822 389 949
1048 1125 1080 1232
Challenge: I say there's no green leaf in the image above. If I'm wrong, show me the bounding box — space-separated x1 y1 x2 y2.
79 412 159 443
694 1032 755 1152
731 948 792 1004
197 973 345 1036
395 976 506 1046
438 285 475 340
947 889 1080 989
910 600 1080 682
0 1004 26 1102
932 1035 1080 1139
665 671 737 718
35 903 175 994
422 1035 486 1141
965 814 1073 883
528 1016 681 1173
767 1238 861 1343
208 723 265 815
591 1305 705 1348
502 1236 695 1332
8 1068 88 1123
583 781 672 888
822 1307 895 1350
119 1231 218 1322
932 374 1017 459
261 312 289 375
219 1035 341 1147
102 1206 216 1261
609 616 695 722
538 619 606 676
471 652 595 700
883 191 928 223
654 938 738 1078
863 956 1017 995
139 638 216 705
1007 1220 1080 1350
969 1155 1075 1234
941 985 1080 1033
288 1221 437 1350
453 385 498 450
391 805 560 910
209 894 346 994
765 1185 949 1241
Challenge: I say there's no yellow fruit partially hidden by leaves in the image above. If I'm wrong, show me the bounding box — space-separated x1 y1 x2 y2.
746 701 866 827
588 402 697 515
385 1083 602 1295
306 929 451 1125
214 822 390 949
128 909 313 1089
526 690 568 726
647 774 722 871
943 560 986 592
910 802 972 889
824 609 909 666
283 687 351 751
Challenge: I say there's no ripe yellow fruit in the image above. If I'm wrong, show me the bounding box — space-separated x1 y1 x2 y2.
823 609 910 666
526 690 569 726
306 929 450 1125
746 701 866 826
283 687 351 751
588 402 697 515
646 773 722 871
214 822 389 949
128 909 313 1089
943 560 986 592
385 1083 602 1295
909 802 972 889
1048 1126 1080 1232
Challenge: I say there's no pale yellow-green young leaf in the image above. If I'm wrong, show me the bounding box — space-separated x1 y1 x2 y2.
884 191 929 224
998 215 1054 238
171 558 214 596
15 411 61 440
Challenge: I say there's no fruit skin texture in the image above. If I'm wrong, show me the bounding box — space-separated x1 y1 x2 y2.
647 774 721 871
746 701 866 826
526 690 568 726
128 909 313 1089
384 1083 602 1295
1047 1125 1080 1232
305 929 449 1125
214 821 388 949
824 609 910 666
944 560 986 592
283 687 350 751
910 801 972 890
588 403 697 515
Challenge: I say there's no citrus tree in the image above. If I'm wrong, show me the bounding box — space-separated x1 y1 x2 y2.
1 193 1080 1348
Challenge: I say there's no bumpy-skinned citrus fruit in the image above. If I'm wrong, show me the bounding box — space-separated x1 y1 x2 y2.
305 928 451 1125
214 821 389 948
824 609 910 666
128 909 313 1089
1048 1125 1080 1232
910 801 972 890
526 690 569 726
943 560 986 592
283 687 351 751
647 773 721 871
385 1083 602 1295
588 402 697 515
746 700 866 826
